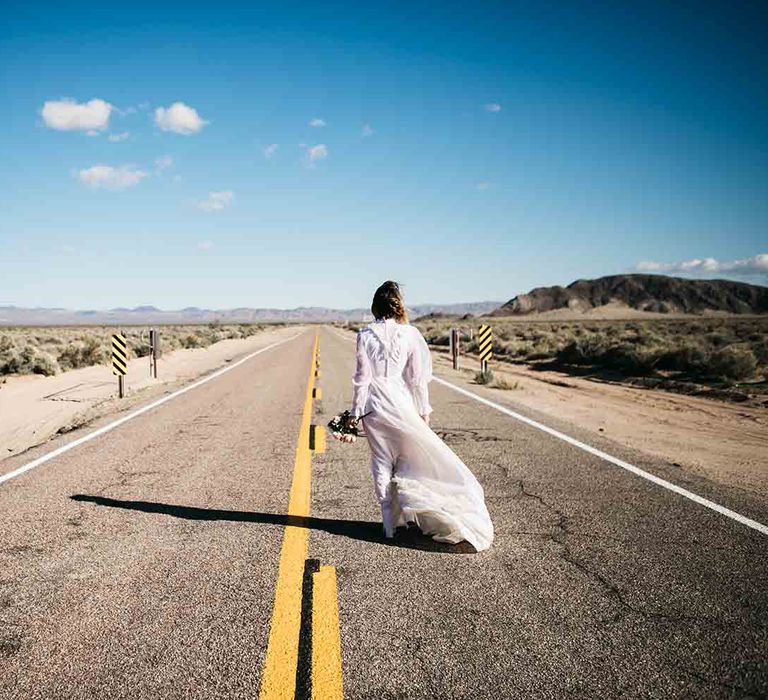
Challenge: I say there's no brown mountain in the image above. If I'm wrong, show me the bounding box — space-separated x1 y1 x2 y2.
491 274 768 316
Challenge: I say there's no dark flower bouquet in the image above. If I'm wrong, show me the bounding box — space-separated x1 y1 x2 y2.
328 410 368 444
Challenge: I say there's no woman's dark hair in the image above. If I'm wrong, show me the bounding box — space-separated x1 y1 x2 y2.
371 280 408 323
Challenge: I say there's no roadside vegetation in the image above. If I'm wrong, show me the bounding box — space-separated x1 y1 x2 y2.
0 323 270 377
414 316 768 403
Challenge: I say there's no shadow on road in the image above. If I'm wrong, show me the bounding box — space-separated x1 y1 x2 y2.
70 494 476 553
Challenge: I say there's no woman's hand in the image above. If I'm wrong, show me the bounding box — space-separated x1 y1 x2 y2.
421 414 430 426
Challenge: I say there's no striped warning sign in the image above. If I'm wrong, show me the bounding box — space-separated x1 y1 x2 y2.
478 324 493 362
111 333 128 376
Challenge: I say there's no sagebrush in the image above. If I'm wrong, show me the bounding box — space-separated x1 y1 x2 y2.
416 316 768 386
0 323 269 377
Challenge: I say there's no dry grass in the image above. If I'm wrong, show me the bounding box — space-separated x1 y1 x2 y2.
0 323 274 377
415 315 768 400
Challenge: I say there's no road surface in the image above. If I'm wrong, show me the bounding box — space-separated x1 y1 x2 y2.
1 326 766 699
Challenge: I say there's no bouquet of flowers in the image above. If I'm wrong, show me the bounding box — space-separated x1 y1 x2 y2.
328 410 367 444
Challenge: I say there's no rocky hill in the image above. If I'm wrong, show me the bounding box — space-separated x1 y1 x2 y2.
491 275 768 316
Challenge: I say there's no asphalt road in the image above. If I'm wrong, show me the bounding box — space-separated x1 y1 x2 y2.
1 326 766 699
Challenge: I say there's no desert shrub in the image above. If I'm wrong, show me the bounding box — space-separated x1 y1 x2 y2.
0 334 14 353
705 346 758 381
655 343 708 373
492 376 519 390
475 369 494 385
506 340 535 358
25 348 59 375
556 335 612 365
2 344 59 376
82 336 107 364
130 339 151 357
527 348 558 361
427 333 450 347
58 336 108 369
600 345 661 375
0 338 21 374
56 344 82 370
706 332 730 349
181 333 203 349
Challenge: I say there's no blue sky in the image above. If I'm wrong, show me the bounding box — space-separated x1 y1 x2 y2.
1 1 766 309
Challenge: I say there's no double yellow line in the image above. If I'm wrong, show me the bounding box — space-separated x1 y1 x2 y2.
259 333 343 700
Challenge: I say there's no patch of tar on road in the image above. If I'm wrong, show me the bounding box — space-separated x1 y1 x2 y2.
0 631 22 658
434 426 511 444
98 467 163 493
2 544 45 556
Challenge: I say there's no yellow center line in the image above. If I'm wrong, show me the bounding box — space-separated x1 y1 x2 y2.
312 565 344 699
259 332 319 700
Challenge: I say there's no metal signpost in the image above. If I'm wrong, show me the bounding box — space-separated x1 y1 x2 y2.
478 324 493 373
450 328 460 369
111 332 128 398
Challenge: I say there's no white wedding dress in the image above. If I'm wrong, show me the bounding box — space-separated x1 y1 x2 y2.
351 319 494 551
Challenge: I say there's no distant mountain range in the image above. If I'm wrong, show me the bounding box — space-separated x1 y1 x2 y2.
491 275 768 316
3 275 766 326
0 301 503 326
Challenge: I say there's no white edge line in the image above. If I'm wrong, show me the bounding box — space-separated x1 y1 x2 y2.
432 376 768 537
0 332 305 486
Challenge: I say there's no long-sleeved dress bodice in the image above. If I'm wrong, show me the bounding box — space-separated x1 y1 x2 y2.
352 319 433 418
351 320 494 551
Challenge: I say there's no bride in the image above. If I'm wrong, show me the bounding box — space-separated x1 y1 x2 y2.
346 281 494 552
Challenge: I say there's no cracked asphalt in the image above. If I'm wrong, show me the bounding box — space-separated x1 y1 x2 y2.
1 326 767 699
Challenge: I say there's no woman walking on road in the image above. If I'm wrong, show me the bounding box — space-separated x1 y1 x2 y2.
345 281 494 551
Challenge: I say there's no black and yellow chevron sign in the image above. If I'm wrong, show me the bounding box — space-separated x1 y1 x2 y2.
111 333 128 376
478 324 493 361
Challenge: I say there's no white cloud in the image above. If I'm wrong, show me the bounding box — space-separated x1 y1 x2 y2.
108 132 130 142
475 181 492 190
308 144 328 162
484 103 502 113
154 155 174 170
42 98 113 132
361 123 374 137
77 164 148 190
197 190 234 212
309 118 326 127
197 241 214 251
264 143 279 159
154 102 208 135
636 253 768 276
